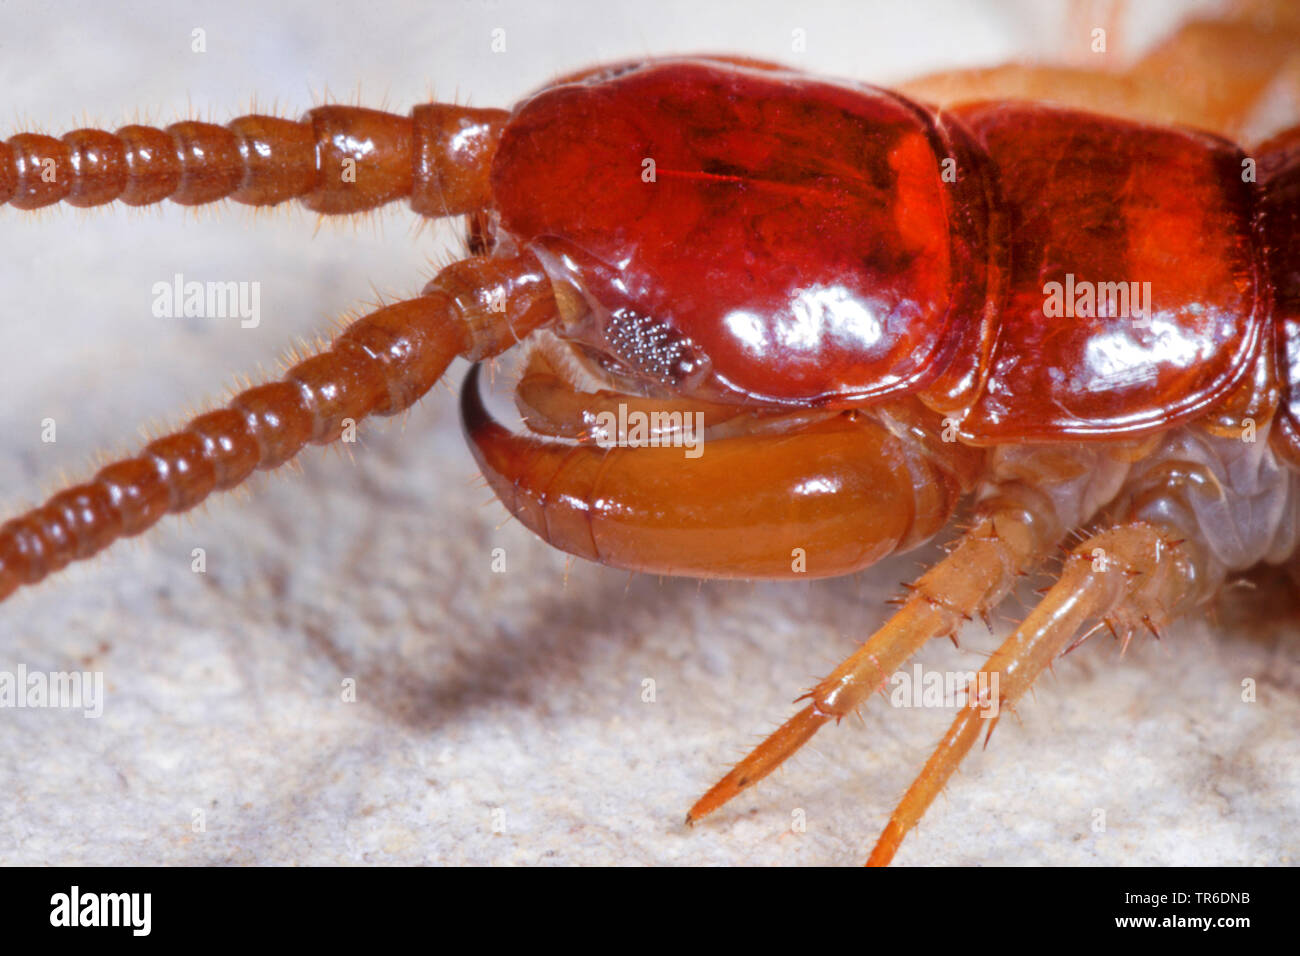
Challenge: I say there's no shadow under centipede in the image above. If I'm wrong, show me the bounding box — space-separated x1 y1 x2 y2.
282 547 946 735
287 565 727 731
1214 564 1300 648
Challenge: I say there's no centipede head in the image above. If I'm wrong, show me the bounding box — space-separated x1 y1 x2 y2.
485 58 986 410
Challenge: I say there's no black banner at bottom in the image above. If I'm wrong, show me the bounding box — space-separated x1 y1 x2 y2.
0 865 1279 942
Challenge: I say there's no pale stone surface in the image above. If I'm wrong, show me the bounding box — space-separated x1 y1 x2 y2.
0 0 1296 866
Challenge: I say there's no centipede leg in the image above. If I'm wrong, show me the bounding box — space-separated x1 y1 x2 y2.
686 438 1139 823
898 4 1300 140
686 504 1051 824
866 521 1208 866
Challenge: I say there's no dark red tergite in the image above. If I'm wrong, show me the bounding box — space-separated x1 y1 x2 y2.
492 61 980 407
492 60 1277 444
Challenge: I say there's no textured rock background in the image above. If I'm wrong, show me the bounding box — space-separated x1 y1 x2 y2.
0 0 1296 865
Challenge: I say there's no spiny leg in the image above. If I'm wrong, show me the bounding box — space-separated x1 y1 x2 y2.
686 503 1046 823
866 520 1212 866
687 445 1131 823
0 251 557 603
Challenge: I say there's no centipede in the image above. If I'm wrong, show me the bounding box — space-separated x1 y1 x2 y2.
2 0 1298 866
